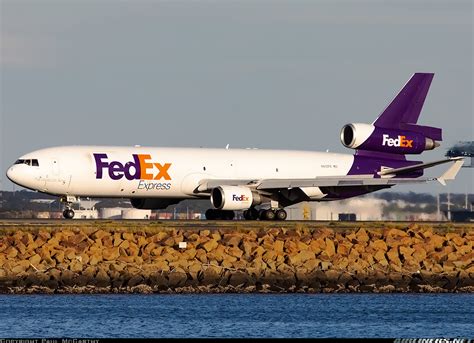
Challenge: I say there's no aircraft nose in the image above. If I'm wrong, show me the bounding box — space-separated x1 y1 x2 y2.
6 166 17 183
6 165 28 187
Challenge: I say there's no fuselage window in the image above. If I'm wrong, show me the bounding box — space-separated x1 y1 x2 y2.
32 159 39 167
14 159 25 165
25 160 31 166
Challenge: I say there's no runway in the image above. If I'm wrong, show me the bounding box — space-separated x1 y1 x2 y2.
0 218 474 228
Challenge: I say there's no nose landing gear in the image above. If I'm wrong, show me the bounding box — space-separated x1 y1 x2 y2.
63 208 75 219
60 195 78 220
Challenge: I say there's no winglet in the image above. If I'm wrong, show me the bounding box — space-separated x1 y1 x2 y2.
437 158 464 186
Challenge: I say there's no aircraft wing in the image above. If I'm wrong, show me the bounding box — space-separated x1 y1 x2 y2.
256 176 431 189
197 157 464 192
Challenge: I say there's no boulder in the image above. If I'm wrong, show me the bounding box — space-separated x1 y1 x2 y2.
374 250 387 263
371 240 388 252
386 248 401 264
309 239 323 254
200 230 211 237
228 271 250 287
196 249 208 263
137 236 148 247
183 248 197 260
452 236 465 247
92 229 110 240
11 260 31 275
252 246 266 257
455 245 472 255
304 258 320 272
320 261 332 271
127 275 144 287
188 262 202 275
128 242 140 256
211 232 221 241
427 234 445 249
336 242 350 256
102 235 114 248
5 246 18 259
386 228 408 238
15 241 28 256
200 266 220 285
103 247 120 261
296 241 309 251
150 232 169 243
284 240 299 255
70 260 83 273
324 238 336 257
151 247 164 256
29 254 41 267
119 240 130 250
262 251 276 264
89 252 103 266
222 234 241 247
95 268 110 287
202 239 219 252
399 246 415 259
163 237 175 247
412 245 427 262
122 232 135 242
356 228 370 242
227 246 243 259
273 240 284 254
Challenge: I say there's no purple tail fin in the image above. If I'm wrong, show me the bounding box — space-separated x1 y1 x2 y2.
372 73 441 141
349 73 442 162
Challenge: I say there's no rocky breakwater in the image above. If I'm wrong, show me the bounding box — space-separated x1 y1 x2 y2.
0 223 473 293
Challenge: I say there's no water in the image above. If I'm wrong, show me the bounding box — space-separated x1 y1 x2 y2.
0 294 472 338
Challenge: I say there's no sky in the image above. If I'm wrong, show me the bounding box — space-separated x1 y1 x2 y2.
1 0 473 195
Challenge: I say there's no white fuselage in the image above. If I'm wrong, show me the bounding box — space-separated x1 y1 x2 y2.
6 146 355 199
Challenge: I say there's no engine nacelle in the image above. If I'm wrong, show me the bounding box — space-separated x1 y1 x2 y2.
210 186 261 210
130 198 182 210
340 123 438 155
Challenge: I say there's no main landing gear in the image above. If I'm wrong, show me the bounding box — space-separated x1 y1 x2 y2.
251 208 287 221
204 207 288 221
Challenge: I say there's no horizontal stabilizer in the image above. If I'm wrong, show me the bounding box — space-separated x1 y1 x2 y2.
378 157 463 176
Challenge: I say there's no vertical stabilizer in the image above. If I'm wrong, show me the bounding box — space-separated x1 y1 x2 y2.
373 73 434 128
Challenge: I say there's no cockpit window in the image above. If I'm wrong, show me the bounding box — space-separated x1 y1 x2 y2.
14 159 39 166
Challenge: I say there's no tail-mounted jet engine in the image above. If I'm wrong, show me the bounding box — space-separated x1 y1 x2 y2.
340 123 439 155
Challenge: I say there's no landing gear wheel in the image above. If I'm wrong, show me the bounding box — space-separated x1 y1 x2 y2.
260 209 276 221
275 209 287 221
63 209 75 219
205 209 235 220
223 210 235 220
205 209 217 220
243 207 259 220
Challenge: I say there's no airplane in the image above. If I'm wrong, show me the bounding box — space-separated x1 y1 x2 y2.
6 73 464 220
